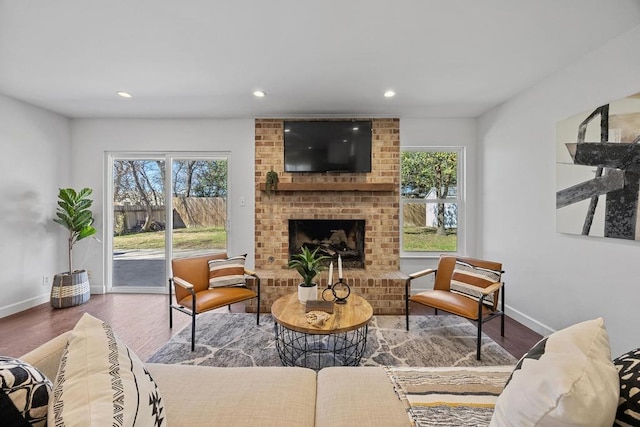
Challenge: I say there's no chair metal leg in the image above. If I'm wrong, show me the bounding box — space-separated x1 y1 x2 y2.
405 279 410 331
168 278 173 329
477 300 483 361
256 275 261 325
500 283 505 337
191 312 196 352
477 318 482 361
191 291 197 352
256 296 260 325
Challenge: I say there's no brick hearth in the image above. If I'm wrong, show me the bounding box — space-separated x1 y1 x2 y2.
250 118 408 314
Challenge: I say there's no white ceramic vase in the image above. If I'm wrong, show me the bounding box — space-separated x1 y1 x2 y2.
298 283 318 304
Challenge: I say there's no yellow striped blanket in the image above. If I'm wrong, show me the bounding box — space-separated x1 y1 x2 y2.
385 366 514 427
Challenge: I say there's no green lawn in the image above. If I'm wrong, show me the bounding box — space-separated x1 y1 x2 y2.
114 225 454 252
403 226 457 252
113 226 226 250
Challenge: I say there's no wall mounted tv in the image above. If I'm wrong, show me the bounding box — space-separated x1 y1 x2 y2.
283 120 372 173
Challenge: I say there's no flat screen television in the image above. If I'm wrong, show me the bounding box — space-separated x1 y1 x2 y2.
283 120 372 173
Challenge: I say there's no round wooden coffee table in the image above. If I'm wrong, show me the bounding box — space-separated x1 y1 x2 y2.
271 292 373 370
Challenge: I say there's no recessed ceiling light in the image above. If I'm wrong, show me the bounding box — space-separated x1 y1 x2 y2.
116 91 133 98
253 90 266 98
384 90 396 98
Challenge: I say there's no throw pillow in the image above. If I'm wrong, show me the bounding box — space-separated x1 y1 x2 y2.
490 317 619 427
451 260 501 307
0 356 52 427
613 347 640 426
48 313 166 427
208 254 247 288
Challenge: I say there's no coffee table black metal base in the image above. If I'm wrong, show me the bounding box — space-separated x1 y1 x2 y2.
274 323 368 370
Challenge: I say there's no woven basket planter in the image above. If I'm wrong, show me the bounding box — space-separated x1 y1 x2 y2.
50 270 91 308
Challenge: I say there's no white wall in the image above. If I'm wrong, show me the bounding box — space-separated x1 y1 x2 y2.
0 94 70 317
399 118 478 291
70 119 255 292
478 24 640 356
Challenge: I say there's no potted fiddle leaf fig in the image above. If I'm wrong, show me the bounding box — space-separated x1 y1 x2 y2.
51 187 97 308
288 246 330 303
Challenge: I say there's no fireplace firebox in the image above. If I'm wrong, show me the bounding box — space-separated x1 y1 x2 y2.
288 219 365 269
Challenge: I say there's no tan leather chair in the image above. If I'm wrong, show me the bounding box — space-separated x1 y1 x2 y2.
405 255 504 360
169 253 260 351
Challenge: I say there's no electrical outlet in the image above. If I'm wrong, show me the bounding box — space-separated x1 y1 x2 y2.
42 276 51 287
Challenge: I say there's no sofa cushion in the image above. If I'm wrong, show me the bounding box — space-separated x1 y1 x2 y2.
0 356 52 427
613 347 640 426
316 367 410 427
146 363 317 427
48 313 167 427
208 254 247 287
490 317 619 427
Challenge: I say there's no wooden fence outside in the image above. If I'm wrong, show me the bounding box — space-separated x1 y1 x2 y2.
114 197 226 234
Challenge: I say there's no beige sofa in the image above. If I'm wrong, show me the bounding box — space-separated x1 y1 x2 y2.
20 317 631 427
21 331 411 427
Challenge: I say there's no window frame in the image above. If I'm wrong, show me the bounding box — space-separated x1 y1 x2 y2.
400 146 466 258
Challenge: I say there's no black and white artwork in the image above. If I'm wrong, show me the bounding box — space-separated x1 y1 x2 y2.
556 92 640 241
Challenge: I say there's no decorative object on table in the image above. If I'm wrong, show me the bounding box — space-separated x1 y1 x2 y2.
321 255 351 304
264 168 279 197
305 311 330 326
51 187 97 308
288 246 330 304
305 300 334 313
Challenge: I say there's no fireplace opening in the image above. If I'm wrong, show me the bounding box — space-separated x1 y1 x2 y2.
288 219 365 269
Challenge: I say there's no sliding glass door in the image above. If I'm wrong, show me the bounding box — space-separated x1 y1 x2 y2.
108 153 228 292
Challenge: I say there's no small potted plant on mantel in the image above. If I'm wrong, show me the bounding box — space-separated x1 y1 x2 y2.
51 187 97 308
288 246 330 303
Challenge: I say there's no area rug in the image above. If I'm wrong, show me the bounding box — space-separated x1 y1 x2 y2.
147 313 517 367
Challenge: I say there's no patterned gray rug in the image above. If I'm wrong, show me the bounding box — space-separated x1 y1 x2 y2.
147 313 517 367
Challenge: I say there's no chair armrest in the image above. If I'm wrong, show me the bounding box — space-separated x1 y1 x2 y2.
244 269 258 277
481 281 503 295
172 276 194 290
408 268 437 281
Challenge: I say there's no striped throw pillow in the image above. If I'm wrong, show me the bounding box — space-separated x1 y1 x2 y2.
208 255 246 288
451 260 501 307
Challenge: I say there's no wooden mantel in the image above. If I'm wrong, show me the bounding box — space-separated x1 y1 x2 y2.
257 182 396 192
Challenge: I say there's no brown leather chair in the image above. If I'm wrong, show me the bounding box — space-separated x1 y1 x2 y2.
169 253 260 351
405 255 504 360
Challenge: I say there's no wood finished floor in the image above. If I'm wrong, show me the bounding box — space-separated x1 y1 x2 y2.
0 294 542 361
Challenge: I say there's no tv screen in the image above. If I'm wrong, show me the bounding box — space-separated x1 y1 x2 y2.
283 120 372 173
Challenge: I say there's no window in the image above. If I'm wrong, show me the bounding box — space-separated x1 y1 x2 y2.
400 148 464 255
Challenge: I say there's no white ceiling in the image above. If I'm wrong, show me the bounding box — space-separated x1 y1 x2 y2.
1 0 640 119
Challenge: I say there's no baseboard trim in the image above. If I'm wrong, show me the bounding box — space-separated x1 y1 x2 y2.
503 305 554 337
90 285 105 294
0 294 50 319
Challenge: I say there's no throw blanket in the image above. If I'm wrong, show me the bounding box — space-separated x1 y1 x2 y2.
385 366 514 427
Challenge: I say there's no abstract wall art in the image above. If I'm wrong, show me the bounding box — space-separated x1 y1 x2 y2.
556 92 640 241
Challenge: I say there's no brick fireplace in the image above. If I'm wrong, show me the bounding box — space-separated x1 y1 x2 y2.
248 118 407 314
